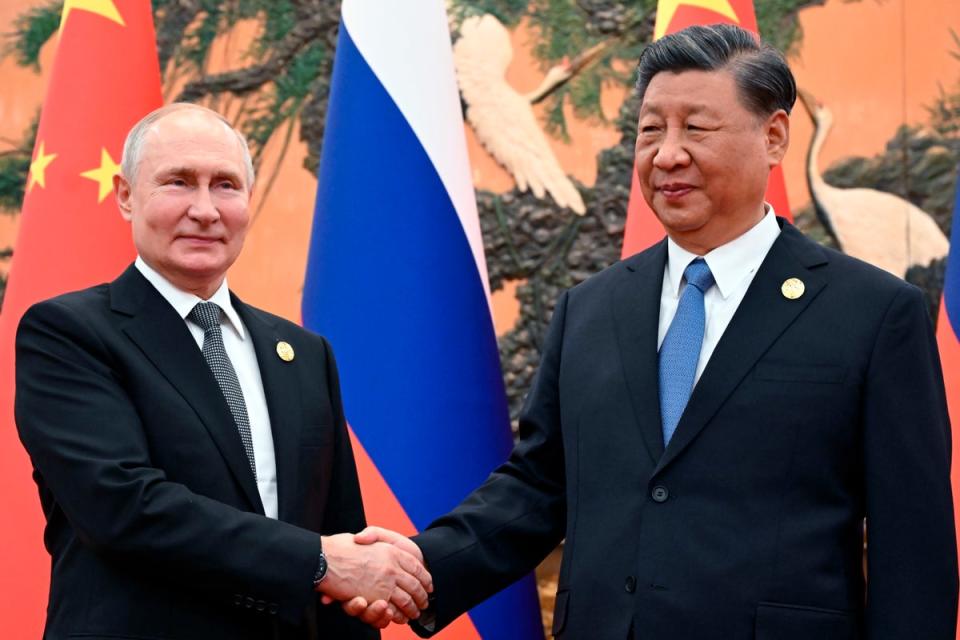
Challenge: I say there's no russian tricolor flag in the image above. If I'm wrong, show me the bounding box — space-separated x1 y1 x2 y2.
938 169 960 621
302 2 543 638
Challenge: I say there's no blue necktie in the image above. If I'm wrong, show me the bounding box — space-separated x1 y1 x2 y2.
659 258 715 446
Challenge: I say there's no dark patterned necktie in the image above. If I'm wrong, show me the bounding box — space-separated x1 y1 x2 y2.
188 302 257 478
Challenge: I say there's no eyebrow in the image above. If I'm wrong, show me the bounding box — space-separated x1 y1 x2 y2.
639 104 718 117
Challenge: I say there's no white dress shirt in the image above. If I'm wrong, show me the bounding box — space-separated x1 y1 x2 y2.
657 208 781 385
135 257 279 519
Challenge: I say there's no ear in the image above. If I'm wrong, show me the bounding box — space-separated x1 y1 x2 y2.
114 173 133 221
764 109 790 167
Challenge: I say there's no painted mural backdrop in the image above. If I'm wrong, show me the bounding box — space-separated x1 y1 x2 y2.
1 0 959 633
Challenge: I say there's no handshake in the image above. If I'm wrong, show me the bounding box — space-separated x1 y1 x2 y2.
317 526 432 629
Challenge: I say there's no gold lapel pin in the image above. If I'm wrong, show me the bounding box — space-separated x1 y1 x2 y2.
276 341 295 362
781 277 805 300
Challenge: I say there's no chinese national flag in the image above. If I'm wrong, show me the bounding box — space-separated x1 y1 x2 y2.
0 1 162 635
621 0 793 257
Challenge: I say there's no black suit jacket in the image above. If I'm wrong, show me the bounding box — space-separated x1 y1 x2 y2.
412 221 958 640
15 265 377 640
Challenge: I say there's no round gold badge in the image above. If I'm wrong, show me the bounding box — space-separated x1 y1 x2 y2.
276 341 295 362
781 278 805 300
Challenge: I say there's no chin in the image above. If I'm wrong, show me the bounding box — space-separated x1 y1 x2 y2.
171 260 227 281
654 210 709 235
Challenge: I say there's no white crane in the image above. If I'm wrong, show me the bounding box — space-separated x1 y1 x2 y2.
798 89 948 277
453 14 606 215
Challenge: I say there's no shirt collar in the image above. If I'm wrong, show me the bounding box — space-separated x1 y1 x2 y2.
134 256 246 340
665 205 781 300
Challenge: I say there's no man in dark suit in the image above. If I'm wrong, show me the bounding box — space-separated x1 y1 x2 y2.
14 103 431 639
348 24 959 639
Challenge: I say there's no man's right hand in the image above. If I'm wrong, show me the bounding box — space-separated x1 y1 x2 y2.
353 526 425 563
329 527 431 628
317 533 432 622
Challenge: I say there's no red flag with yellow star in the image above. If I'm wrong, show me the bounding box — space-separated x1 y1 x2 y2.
621 0 793 257
0 1 161 634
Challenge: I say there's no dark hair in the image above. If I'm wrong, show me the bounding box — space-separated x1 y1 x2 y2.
635 23 796 116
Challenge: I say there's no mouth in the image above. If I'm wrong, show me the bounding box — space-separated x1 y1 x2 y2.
177 235 222 245
656 183 696 200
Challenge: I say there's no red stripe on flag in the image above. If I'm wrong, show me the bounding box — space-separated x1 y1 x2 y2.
936 302 960 610
348 428 484 639
935 301 960 428
936 301 960 640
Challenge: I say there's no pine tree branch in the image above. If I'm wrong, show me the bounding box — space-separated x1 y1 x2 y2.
155 0 203 74
175 2 338 102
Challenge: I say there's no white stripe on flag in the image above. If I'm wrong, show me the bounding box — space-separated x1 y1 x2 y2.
342 0 492 307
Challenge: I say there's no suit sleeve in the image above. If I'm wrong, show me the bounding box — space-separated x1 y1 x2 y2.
313 337 379 639
863 285 958 638
409 291 571 636
15 299 320 625
317 336 368 537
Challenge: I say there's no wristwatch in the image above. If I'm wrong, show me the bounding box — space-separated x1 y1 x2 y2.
313 549 328 588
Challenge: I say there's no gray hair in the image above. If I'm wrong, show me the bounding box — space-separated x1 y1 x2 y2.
120 102 256 187
635 24 796 117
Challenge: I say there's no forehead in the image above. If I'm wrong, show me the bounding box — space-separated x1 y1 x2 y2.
640 68 743 116
140 111 246 171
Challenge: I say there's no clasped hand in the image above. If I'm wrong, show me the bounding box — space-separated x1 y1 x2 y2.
317 528 429 628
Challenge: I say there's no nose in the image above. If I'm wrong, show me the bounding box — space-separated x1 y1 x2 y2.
187 185 220 224
651 128 691 171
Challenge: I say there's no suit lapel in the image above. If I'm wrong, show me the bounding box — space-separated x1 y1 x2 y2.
234 297 304 523
110 266 265 514
613 240 669 465
654 223 830 475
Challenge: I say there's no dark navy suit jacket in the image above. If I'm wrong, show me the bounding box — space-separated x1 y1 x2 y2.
15 265 377 640
412 221 958 640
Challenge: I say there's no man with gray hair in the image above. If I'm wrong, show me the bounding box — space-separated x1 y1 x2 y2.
14 103 431 639
350 23 958 639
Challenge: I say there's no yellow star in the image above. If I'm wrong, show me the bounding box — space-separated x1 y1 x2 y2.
59 0 125 35
653 0 739 41
80 148 121 203
27 141 57 193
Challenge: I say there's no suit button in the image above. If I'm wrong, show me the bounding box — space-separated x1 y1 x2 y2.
245 596 254 609
268 603 279 615
624 576 637 593
651 485 669 503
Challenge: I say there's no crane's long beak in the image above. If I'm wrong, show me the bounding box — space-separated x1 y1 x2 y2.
797 88 818 122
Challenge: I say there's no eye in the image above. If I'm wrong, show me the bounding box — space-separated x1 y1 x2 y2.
687 121 714 132
640 124 662 134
